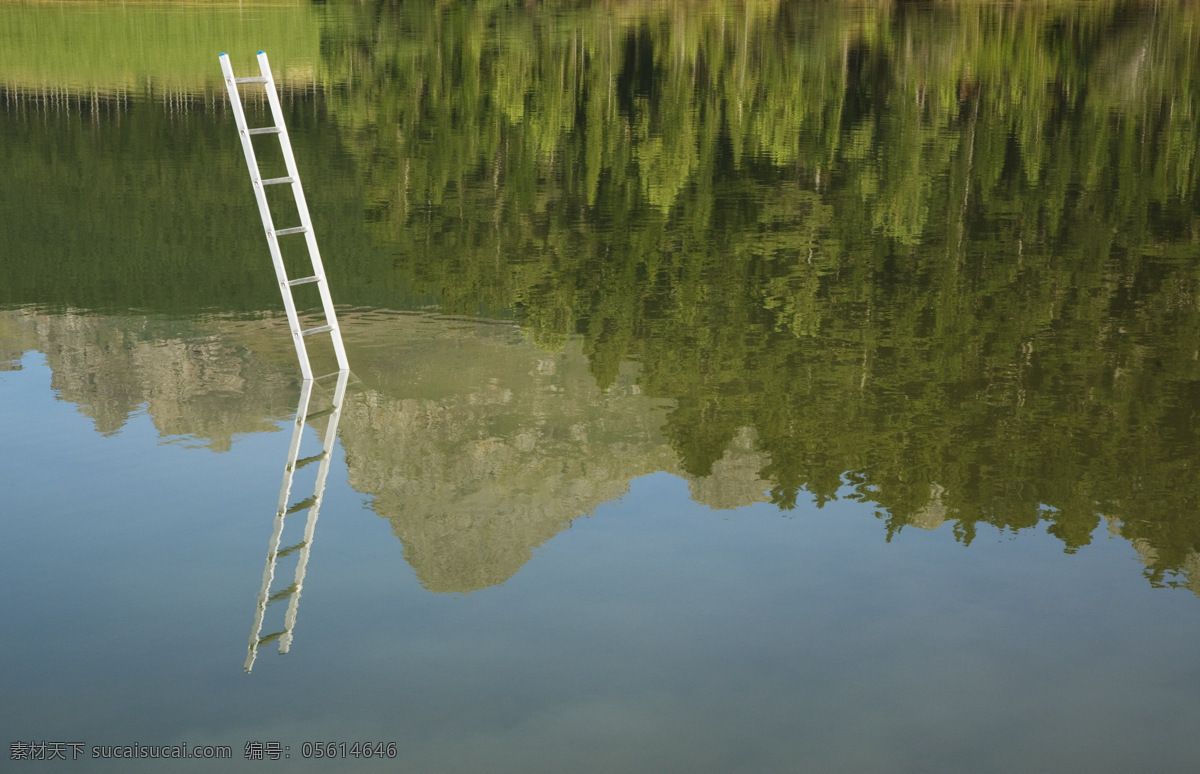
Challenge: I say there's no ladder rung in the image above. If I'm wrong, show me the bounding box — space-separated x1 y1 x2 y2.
247 126 281 135
304 406 335 422
274 226 308 236
257 631 285 646
287 275 320 287
313 370 348 381
275 541 306 560
235 76 269 84
285 495 316 515
262 176 295 186
268 583 299 601
293 451 328 470
301 325 334 337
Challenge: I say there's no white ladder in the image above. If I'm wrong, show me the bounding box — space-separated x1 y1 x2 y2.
245 370 350 672
219 51 349 379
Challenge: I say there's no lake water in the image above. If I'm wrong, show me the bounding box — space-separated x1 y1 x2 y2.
3 1 1200 771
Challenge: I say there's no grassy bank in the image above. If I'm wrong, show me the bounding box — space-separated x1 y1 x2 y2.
0 1 321 95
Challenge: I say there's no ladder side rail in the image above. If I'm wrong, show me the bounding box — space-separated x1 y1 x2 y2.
255 52 349 372
245 504 286 673
220 52 315 379
276 379 316 515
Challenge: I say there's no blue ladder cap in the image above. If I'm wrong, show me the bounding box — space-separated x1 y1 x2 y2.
258 51 265 55
220 52 227 57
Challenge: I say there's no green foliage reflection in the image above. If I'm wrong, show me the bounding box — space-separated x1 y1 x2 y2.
319 0 1200 583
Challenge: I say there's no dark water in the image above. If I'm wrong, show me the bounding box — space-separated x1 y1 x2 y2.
2 2 1200 771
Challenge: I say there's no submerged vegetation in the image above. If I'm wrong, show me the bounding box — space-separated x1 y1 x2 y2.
3 0 1200 587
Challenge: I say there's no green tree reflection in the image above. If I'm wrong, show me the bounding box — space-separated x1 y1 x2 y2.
318 0 1200 582
3 0 1197 589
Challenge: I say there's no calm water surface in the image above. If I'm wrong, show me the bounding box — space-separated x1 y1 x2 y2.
3 1 1200 771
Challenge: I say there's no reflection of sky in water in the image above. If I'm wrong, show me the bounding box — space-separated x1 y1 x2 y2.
3 352 1199 773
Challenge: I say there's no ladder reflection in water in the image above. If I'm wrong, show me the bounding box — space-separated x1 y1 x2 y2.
245 370 350 673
